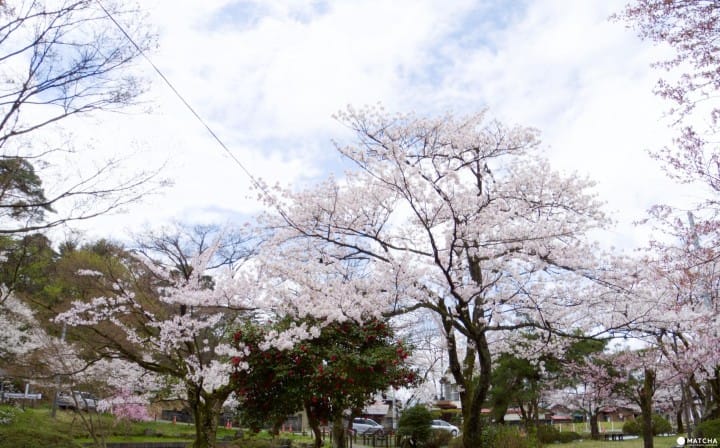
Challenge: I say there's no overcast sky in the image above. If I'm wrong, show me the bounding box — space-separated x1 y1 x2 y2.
69 0 699 250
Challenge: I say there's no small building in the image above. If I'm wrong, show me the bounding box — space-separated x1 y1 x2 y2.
481 407 553 425
548 404 584 423
597 406 639 423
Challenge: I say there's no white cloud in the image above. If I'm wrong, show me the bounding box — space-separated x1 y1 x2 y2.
391 0 691 248
63 0 697 250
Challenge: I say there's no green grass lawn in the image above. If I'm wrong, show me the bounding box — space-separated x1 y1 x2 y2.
3 406 684 448
0 405 315 447
556 436 679 448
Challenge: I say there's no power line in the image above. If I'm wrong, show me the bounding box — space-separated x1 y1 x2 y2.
95 0 293 223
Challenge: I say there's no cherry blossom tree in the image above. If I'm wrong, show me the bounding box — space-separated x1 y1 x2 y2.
99 387 152 423
261 107 641 448
636 238 720 427
52 224 389 448
0 286 44 361
613 349 678 448
561 358 619 439
40 348 160 447
617 0 720 430
54 229 255 448
543 337 613 440
616 1 720 196
0 234 55 362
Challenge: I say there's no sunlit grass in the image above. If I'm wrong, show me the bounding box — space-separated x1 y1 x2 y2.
557 436 679 448
0 405 316 445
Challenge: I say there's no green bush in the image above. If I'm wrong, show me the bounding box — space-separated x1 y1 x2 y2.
695 419 720 440
622 419 640 435
622 414 672 437
0 428 81 448
448 424 539 448
653 414 672 435
556 431 581 443
535 424 560 444
398 405 433 444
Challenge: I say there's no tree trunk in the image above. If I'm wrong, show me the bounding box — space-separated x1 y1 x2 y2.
459 335 492 448
490 402 508 425
676 409 684 434
305 402 324 448
639 368 656 448
707 366 720 420
532 398 540 429
331 417 346 448
188 387 224 448
589 413 600 440
461 400 484 448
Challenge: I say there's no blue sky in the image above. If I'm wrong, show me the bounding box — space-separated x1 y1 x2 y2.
69 0 698 250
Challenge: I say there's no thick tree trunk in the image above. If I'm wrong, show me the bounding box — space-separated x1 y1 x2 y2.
461 398 484 448
331 417 346 448
459 335 492 448
188 387 224 448
639 368 656 448
589 413 600 440
442 329 491 448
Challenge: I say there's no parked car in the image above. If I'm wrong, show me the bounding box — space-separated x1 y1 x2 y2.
431 419 460 436
57 391 98 411
351 417 384 435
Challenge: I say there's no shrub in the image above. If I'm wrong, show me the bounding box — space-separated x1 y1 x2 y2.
447 424 540 448
557 431 581 443
622 415 672 437
653 414 672 435
398 405 433 444
535 424 561 444
623 419 640 435
695 419 720 440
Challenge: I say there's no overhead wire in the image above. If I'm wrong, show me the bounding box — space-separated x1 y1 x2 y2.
94 0 296 225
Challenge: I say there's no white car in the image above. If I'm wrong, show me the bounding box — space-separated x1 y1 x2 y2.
57 391 98 411
431 419 460 436
351 417 384 435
